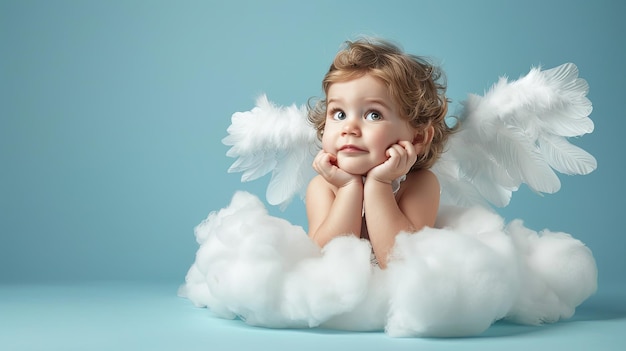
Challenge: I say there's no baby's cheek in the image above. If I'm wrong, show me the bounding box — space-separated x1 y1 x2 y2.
373 151 390 166
321 136 335 154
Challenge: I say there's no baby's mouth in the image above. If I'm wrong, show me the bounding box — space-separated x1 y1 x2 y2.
339 144 366 153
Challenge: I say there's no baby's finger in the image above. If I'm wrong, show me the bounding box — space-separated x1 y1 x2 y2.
398 140 416 156
390 144 408 160
400 141 418 164
387 145 405 166
313 152 329 172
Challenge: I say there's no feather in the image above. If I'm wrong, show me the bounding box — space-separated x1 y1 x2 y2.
223 95 319 209
491 126 561 194
436 63 596 208
433 162 491 209
538 135 597 175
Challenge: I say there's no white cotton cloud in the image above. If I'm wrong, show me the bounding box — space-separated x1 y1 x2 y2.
179 191 597 337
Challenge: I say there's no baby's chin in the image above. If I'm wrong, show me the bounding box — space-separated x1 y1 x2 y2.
336 160 378 176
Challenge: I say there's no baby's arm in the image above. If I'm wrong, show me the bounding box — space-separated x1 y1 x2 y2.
365 171 440 268
364 142 440 268
306 152 364 247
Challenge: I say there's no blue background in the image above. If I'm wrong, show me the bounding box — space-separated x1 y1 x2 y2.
1 1 625 350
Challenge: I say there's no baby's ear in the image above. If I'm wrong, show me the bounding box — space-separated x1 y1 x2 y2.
413 125 435 146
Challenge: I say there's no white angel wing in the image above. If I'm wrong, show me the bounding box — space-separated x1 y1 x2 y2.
433 63 596 208
222 95 320 209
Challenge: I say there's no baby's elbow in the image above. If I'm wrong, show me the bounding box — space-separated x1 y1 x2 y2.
308 231 329 248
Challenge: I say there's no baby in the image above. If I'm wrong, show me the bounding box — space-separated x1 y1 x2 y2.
306 38 455 267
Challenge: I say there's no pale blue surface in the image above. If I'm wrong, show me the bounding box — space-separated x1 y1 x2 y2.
1 282 625 351
1 0 625 349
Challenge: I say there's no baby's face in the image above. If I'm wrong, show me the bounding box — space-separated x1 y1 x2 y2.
322 74 416 175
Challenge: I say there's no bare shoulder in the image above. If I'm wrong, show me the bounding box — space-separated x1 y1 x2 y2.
307 174 335 193
404 169 440 191
398 169 441 228
306 175 336 204
398 169 440 203
306 175 337 232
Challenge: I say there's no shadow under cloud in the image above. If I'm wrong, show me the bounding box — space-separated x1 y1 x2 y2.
567 293 626 322
203 286 626 339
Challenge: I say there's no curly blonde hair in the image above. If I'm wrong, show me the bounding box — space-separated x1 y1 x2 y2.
308 38 453 170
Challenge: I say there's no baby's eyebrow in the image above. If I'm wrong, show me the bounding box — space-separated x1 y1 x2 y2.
365 98 392 109
326 97 343 105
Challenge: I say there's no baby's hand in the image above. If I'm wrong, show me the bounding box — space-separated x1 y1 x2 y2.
368 141 417 184
313 151 361 188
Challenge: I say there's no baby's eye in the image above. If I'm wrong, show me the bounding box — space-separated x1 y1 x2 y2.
365 111 382 121
332 110 347 120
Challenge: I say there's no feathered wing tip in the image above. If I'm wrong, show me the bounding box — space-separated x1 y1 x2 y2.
222 95 320 209
435 63 597 208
